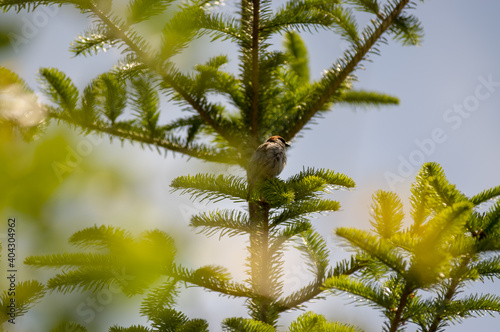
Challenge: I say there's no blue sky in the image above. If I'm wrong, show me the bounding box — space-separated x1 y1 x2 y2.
1 1 500 331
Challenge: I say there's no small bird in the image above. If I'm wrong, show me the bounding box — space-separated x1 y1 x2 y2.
247 135 290 200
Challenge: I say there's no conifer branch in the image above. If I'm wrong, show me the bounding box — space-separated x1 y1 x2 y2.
336 227 407 276
126 0 174 25
271 199 341 226
324 274 392 309
69 25 115 57
288 311 361 332
389 283 414 332
278 256 363 312
276 281 324 312
370 190 404 239
171 264 253 299
190 209 251 238
445 294 500 321
269 221 312 255
140 280 179 318
171 174 247 202
426 256 472 332
51 321 87 332
38 67 79 111
470 185 500 206
0 280 45 323
85 0 236 146
24 253 114 269
222 317 275 332
49 111 235 163
284 0 412 140
337 89 400 108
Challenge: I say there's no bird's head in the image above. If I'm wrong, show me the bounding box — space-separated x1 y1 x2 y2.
266 135 290 147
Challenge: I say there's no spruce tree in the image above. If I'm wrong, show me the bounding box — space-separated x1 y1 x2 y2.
2 0 500 331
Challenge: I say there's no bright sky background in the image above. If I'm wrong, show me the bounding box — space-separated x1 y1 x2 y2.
1 0 500 331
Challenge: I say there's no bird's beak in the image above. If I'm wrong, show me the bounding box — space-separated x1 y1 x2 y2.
285 141 291 147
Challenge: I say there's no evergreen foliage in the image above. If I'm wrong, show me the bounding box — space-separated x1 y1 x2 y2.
325 162 500 332
1 0 417 156
2 0 499 331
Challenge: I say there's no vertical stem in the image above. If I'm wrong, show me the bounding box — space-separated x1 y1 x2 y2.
250 0 260 146
260 204 271 322
248 201 273 324
389 284 414 332
427 257 471 332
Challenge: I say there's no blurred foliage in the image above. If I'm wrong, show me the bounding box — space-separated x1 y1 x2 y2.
326 162 500 331
0 124 98 330
0 127 70 220
26 225 177 296
0 82 152 331
0 121 174 331
25 225 228 331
